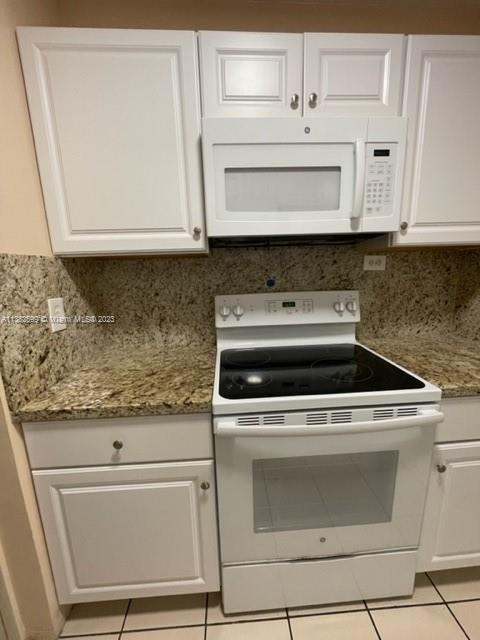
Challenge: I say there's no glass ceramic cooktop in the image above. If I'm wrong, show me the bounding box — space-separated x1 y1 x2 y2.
219 343 425 400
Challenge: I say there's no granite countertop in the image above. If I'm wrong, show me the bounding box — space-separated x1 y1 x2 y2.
19 334 480 423
18 344 216 422
363 334 480 398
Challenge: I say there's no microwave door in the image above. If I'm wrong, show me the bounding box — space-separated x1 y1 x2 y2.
209 143 357 237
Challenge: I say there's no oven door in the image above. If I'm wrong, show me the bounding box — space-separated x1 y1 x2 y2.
202 118 368 237
214 408 442 564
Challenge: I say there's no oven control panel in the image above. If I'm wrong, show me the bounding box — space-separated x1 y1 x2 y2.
215 291 360 327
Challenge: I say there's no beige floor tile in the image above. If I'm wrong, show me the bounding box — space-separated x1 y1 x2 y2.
290 611 377 640
61 600 129 636
429 567 480 601
450 601 480 640
206 619 291 639
366 573 442 609
288 600 365 617
372 604 466 640
207 592 285 624
124 629 204 640
124 594 206 630
62 636 118 640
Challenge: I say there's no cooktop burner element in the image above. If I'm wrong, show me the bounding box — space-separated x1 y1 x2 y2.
224 349 272 368
219 343 425 399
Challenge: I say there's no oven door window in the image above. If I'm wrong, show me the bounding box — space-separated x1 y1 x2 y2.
253 451 398 533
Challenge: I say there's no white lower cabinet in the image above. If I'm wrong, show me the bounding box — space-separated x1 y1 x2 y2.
418 440 480 572
33 459 219 603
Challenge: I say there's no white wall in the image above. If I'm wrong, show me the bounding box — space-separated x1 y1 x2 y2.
0 0 57 257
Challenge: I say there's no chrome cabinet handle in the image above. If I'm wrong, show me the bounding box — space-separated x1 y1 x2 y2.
200 481 210 491
290 93 300 110
400 221 408 231
437 464 447 473
193 226 202 239
308 92 318 108
113 440 123 450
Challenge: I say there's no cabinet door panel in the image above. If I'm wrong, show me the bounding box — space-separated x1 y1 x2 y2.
17 27 206 255
418 441 480 571
199 31 303 117
304 33 405 116
33 461 219 603
395 36 480 245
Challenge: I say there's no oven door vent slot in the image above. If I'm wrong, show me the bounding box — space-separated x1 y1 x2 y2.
306 412 328 425
262 415 286 425
237 416 260 426
330 411 353 423
373 408 395 421
397 407 418 417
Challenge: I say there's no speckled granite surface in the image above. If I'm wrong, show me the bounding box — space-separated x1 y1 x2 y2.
19 333 480 422
18 344 216 422
364 335 480 398
3 246 480 422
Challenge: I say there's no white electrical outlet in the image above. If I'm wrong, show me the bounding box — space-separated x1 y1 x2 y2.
363 255 387 271
47 297 67 332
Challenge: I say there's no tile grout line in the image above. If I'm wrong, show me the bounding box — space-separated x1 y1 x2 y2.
285 606 294 640
118 600 132 640
364 600 382 640
204 593 208 640
425 573 471 640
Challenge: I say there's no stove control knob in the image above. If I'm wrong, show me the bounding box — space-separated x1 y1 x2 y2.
232 304 245 318
333 301 345 313
219 304 231 319
346 300 357 313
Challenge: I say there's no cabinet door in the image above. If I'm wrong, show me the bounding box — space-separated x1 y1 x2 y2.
304 33 405 116
33 461 219 603
395 36 480 246
418 441 480 572
199 31 303 117
17 27 206 255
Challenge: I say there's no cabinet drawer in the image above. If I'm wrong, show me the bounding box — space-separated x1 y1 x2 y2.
436 397 480 442
23 414 213 469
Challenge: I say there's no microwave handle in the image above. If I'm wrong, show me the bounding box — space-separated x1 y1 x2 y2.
351 138 366 219
214 408 444 438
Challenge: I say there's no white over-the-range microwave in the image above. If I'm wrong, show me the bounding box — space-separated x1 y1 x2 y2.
202 117 407 239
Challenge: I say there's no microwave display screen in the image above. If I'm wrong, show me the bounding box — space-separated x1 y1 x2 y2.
374 149 390 157
224 166 341 212
282 301 296 308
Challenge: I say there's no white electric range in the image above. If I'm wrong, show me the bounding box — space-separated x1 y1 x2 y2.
212 290 443 614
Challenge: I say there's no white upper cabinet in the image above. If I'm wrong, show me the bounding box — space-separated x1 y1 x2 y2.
394 35 480 246
304 33 405 116
17 28 206 255
199 31 304 117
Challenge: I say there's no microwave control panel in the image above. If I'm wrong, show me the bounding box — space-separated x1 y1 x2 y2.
364 143 397 217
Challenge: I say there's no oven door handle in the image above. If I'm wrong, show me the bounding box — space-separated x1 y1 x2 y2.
214 409 444 437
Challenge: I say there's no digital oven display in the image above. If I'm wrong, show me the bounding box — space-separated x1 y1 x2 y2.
282 301 296 308
374 149 390 157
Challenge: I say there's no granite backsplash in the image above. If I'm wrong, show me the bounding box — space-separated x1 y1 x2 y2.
1 246 479 416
